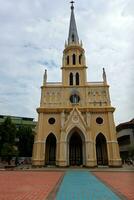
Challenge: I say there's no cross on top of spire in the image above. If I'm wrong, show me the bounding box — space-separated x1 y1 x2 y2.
70 1 75 10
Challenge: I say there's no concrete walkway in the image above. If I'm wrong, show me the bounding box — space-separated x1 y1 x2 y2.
56 171 121 200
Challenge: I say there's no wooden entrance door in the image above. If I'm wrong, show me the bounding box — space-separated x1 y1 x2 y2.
96 133 108 165
69 132 82 166
45 133 56 165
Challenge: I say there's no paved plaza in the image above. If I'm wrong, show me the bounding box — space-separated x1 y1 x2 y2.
0 171 63 200
93 172 134 200
0 169 133 200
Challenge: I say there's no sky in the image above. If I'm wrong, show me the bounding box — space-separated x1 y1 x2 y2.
0 0 133 125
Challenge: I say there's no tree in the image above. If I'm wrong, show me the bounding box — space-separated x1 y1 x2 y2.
0 117 16 144
0 124 2 155
0 117 18 164
17 125 34 157
1 143 18 165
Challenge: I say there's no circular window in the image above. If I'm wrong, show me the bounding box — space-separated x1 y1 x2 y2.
48 118 55 124
70 94 80 103
96 117 103 124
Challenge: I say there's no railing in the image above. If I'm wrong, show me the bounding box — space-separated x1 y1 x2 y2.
86 82 104 85
46 82 104 86
46 82 62 86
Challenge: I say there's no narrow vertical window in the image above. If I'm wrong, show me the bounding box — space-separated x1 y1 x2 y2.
76 73 79 85
67 56 69 65
72 34 75 42
72 54 76 65
79 54 82 64
70 73 73 85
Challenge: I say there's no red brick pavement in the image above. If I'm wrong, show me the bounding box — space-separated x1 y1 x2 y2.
0 171 63 200
93 172 134 200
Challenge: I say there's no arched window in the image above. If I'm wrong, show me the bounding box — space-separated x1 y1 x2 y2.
72 34 75 42
76 73 79 85
67 56 69 65
69 73 73 85
72 54 76 65
79 54 82 64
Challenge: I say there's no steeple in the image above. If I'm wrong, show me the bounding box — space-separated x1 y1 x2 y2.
68 1 79 45
62 2 87 86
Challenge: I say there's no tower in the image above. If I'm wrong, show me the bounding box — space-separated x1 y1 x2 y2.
62 1 87 87
32 2 122 167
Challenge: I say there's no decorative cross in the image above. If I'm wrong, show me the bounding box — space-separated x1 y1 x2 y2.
70 1 75 9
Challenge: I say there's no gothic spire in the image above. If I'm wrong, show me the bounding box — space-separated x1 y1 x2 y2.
68 1 79 45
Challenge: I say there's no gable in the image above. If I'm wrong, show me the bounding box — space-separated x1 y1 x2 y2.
63 107 87 133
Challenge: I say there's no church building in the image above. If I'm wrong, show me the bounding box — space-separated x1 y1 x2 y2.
32 3 122 167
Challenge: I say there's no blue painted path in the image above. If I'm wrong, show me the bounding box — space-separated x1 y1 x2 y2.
56 171 121 200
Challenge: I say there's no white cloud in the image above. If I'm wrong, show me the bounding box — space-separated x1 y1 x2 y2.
0 0 133 124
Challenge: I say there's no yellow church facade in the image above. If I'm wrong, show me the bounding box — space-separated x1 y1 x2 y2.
32 3 122 167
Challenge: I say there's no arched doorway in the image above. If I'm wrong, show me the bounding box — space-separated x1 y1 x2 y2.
96 133 108 165
69 132 83 166
45 133 56 165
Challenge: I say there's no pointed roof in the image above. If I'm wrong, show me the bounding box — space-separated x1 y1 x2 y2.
68 1 79 45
